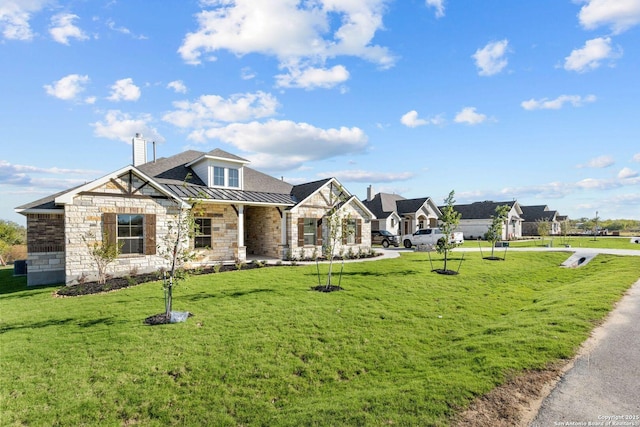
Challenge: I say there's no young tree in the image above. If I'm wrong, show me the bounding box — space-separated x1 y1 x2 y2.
82 232 120 285
485 204 510 259
436 190 462 273
318 182 354 291
536 219 550 246
157 201 198 318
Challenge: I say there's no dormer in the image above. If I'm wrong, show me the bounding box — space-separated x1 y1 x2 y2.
185 149 249 190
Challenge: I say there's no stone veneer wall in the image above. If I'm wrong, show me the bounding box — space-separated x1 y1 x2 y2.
25 213 66 286
64 174 179 284
286 185 372 259
244 206 282 258
190 204 240 264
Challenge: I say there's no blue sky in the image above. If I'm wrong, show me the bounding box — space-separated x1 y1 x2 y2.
1 0 639 225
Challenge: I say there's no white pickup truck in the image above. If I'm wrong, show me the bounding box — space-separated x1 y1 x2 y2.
401 228 464 249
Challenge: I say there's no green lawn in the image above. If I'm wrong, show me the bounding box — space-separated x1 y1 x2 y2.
461 235 640 250
1 252 639 426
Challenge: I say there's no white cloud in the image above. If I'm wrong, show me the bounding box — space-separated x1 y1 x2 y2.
633 153 640 162
0 160 100 188
521 94 597 110
167 80 188 94
564 37 621 72
426 0 445 18
0 0 49 41
400 110 444 128
577 155 615 169
106 19 147 40
92 110 164 143
178 0 395 88
618 167 639 179
240 67 256 80
454 107 486 125
275 65 349 89
400 110 426 128
472 39 509 76
191 119 368 170
44 74 90 101
163 91 279 128
578 0 640 34
49 13 88 45
318 169 414 182
107 78 141 102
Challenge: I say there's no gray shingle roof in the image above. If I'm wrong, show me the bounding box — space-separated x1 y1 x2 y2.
450 201 518 220
362 193 405 219
521 205 558 222
290 178 333 204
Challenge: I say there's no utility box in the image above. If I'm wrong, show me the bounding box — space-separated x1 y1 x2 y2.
495 241 509 248
14 260 27 276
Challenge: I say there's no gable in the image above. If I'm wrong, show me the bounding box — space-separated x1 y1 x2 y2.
54 166 189 208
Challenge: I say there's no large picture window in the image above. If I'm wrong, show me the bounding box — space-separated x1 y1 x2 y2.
117 214 144 254
194 218 212 249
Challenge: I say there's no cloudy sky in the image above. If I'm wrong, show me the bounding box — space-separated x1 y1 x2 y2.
1 0 639 224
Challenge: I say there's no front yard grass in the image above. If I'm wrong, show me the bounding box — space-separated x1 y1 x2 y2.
462 235 640 250
1 252 639 426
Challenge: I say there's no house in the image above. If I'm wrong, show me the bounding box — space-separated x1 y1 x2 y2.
521 205 563 236
15 136 374 286
450 200 523 240
362 187 441 236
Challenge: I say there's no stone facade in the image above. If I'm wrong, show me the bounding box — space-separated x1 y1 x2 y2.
190 204 242 265
22 169 374 286
286 184 372 259
245 206 282 259
64 174 179 284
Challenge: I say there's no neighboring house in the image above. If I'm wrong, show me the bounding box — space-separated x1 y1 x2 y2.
451 201 523 240
521 205 563 236
15 137 374 286
362 186 441 236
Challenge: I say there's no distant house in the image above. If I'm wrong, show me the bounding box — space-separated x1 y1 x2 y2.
362 187 441 236
451 200 524 240
15 136 374 286
521 205 563 236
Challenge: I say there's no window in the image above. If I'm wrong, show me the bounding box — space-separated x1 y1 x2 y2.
342 218 362 244
345 219 357 244
228 168 239 187
303 218 317 246
104 213 155 256
117 214 144 254
214 166 225 186
194 218 212 249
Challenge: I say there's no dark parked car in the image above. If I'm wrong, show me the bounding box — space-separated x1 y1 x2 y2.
371 229 400 247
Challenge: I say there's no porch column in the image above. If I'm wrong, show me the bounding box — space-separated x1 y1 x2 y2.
237 204 246 261
281 210 287 245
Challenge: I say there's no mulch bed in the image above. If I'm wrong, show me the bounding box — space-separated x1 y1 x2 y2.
144 312 194 325
55 263 270 297
311 285 343 292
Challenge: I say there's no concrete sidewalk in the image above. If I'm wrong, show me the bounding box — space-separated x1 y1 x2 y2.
529 278 640 426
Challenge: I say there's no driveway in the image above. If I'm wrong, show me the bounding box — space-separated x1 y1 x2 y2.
529 277 640 426
379 245 640 426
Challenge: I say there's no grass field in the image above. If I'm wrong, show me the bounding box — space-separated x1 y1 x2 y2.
461 235 640 250
1 252 639 426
